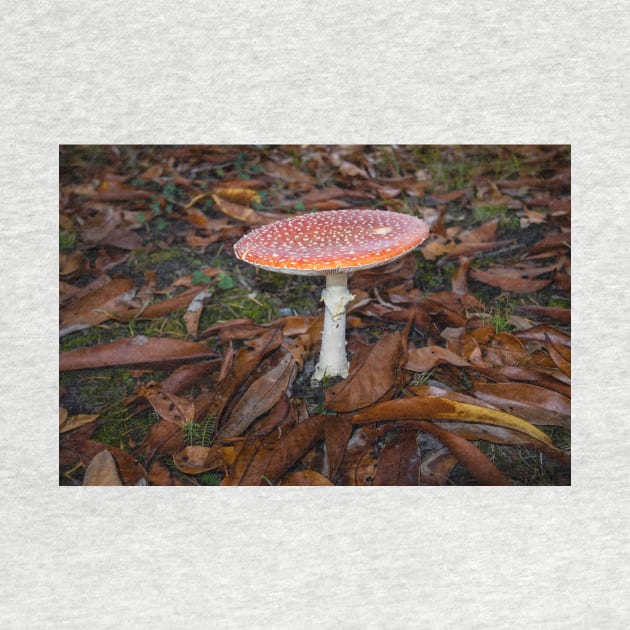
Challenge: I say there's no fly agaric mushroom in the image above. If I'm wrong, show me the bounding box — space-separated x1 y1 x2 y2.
233 209 429 381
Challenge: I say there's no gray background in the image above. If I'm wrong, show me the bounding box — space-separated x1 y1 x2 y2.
2 1 628 627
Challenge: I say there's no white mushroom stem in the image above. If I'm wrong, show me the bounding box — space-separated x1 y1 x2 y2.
313 273 354 381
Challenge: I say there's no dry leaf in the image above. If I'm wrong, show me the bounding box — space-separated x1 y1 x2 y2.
279 470 334 485
60 336 218 371
353 396 552 445
173 444 225 474
416 421 510 485
82 450 123 486
325 332 403 412
219 352 297 438
372 427 421 485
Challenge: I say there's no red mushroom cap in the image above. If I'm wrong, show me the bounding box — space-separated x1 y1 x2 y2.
234 209 430 275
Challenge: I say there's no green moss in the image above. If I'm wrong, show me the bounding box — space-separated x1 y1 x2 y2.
472 203 509 224
59 229 77 252
61 367 156 450
415 258 452 292
548 296 570 308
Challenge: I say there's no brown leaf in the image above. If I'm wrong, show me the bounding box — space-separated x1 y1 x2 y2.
323 414 353 481
219 352 298 438
544 334 571 377
279 470 334 485
221 435 276 486
73 440 146 485
451 257 471 294
60 336 218 371
160 360 220 395
372 427 421 485
517 305 570 324
140 386 196 426
194 328 284 423
262 161 316 189
480 332 528 367
212 194 280 225
404 345 470 372
528 231 570 254
325 332 403 412
173 444 225 475
469 268 552 293
82 449 123 486
416 421 510 485
419 448 458 485
442 240 516 261
458 218 499 242
262 414 329 484
473 383 570 427
250 393 295 437
353 397 553 445
59 412 99 434
60 251 83 276
183 290 213 337
98 226 143 250
337 427 379 486
139 286 208 319
140 420 185 458
432 189 467 203
147 459 174 485
60 277 135 335
471 365 570 397
213 187 262 205
514 324 570 348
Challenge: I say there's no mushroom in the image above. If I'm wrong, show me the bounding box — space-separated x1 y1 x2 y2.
233 208 430 381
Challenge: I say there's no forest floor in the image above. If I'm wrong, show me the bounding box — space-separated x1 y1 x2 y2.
59 145 570 486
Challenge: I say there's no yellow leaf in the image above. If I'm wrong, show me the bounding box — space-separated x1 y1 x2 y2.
353 396 552 445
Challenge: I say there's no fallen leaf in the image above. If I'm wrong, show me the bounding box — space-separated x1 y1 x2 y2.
432 189 467 203
219 352 297 438
173 444 225 474
60 412 99 434
139 286 209 319
517 305 570 324
514 324 570 347
59 277 135 335
82 449 123 486
261 414 329 484
442 240 516 261
194 328 284 423
337 427 379 486
353 397 553 445
262 161 316 189
70 440 146 485
416 421 510 485
325 332 402 412
60 336 218 371
323 414 353 481
404 345 470 372
469 267 553 293
221 434 278 486
183 290 213 337
473 382 570 427
279 470 334 485
213 187 262 205
212 194 279 225
147 459 174 485
140 386 196 426
372 427 421 485
160 360 220 395
419 448 458 485
544 333 571 377
140 419 185 459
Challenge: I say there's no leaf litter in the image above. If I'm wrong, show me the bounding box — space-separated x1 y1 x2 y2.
60 145 570 486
